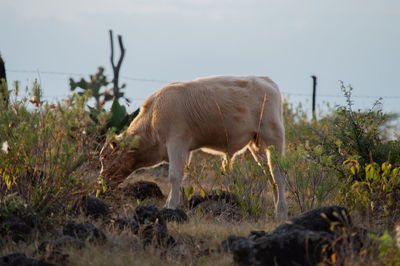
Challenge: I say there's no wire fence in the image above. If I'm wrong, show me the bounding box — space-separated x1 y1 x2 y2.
6 69 400 100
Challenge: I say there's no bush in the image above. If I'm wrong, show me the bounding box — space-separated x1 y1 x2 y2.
338 160 400 226
0 81 105 226
272 145 337 213
283 83 400 227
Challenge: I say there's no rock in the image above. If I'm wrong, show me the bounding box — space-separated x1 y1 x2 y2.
134 204 165 227
189 200 243 221
231 229 333 266
188 190 239 209
138 223 176 248
63 221 106 243
38 236 85 262
134 204 176 249
221 235 248 252
222 206 366 266
124 181 164 200
112 217 139 234
0 253 57 266
0 215 32 242
247 231 267 241
274 206 351 234
72 195 111 219
159 208 188 223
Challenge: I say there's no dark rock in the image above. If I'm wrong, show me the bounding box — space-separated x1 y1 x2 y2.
38 235 85 261
187 195 205 209
188 190 239 209
39 236 84 252
221 235 248 252
274 206 351 234
133 204 175 248
0 215 32 242
73 195 111 219
189 200 243 221
134 204 165 227
231 229 333 266
63 221 106 243
125 181 164 200
248 231 267 241
138 223 176 248
113 217 139 234
0 253 57 266
159 208 188 223
209 191 240 207
222 206 365 266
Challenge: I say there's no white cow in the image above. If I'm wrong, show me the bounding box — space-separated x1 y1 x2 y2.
100 75 288 220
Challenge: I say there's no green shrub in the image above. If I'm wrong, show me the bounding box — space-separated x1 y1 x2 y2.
284 84 400 181
271 145 337 212
370 231 400 265
0 81 104 226
228 153 269 218
283 83 400 225
338 160 400 222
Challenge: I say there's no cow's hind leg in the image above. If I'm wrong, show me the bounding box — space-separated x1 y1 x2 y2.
164 140 190 209
249 126 288 221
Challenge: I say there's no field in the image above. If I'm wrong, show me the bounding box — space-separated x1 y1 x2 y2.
1 81 400 265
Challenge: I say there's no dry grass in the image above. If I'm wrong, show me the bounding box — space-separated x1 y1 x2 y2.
2 151 398 265
63 215 277 266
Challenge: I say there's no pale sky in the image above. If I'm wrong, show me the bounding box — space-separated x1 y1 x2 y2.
1 0 399 114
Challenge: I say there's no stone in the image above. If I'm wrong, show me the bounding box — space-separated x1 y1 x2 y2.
138 223 176 249
222 206 366 266
188 190 239 209
134 204 176 249
0 215 32 243
0 253 57 266
159 208 188 223
112 217 139 234
124 181 164 200
63 221 106 243
72 195 111 219
189 200 243 221
134 204 165 227
38 236 85 262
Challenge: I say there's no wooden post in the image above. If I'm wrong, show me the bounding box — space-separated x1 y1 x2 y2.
109 30 126 99
311 75 317 121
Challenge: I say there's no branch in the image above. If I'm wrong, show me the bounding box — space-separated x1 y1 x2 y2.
109 30 126 99
109 30 115 70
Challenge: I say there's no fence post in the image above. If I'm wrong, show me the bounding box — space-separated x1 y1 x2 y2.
311 75 317 121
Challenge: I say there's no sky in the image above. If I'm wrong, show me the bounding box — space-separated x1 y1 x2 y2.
1 0 399 115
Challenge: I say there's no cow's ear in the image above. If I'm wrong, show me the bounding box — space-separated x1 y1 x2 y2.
110 141 118 150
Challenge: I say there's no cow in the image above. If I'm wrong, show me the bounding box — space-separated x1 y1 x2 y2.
100 75 288 221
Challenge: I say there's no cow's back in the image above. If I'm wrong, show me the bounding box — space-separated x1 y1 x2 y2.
141 75 283 154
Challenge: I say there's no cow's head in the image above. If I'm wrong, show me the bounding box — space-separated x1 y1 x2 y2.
99 134 140 186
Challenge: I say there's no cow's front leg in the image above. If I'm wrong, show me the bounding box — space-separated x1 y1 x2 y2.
164 141 190 209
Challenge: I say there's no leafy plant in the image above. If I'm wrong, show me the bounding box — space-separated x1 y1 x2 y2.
338 160 400 225
370 231 400 265
271 145 337 212
0 81 105 227
69 66 130 111
228 153 269 218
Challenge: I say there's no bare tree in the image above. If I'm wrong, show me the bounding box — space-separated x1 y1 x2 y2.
109 30 126 99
